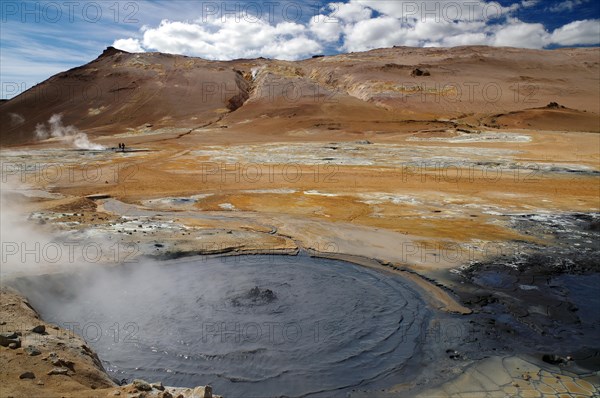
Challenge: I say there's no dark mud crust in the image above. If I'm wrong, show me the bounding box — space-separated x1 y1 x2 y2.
452 212 600 371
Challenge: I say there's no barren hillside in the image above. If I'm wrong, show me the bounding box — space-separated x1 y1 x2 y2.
2 46 598 146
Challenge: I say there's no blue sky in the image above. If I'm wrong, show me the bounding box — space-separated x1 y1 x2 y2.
1 0 599 99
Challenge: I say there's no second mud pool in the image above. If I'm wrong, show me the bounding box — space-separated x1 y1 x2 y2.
14 255 432 397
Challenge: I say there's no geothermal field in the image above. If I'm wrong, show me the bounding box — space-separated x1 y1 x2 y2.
1 27 600 398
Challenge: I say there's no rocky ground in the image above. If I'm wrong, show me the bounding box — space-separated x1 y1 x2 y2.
1 45 599 397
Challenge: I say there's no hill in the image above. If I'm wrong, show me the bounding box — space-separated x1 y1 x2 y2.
1 45 599 146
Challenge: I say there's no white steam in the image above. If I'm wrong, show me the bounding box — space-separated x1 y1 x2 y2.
9 112 25 126
35 114 105 150
0 181 65 276
0 180 105 278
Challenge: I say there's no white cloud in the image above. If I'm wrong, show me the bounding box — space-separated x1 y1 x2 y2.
136 18 322 60
108 0 600 63
492 20 550 48
343 16 406 52
548 0 590 12
409 20 488 46
550 19 600 45
329 1 372 23
113 38 144 52
351 0 519 22
438 32 490 47
310 15 343 42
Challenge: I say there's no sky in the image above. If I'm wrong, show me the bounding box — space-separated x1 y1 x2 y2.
1 0 599 99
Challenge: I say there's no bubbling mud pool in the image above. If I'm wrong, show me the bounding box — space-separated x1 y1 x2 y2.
14 255 430 397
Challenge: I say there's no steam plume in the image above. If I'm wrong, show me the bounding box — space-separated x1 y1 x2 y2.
35 114 105 150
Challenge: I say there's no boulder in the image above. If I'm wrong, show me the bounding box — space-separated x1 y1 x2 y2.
19 372 35 380
0 332 20 347
542 354 567 365
133 379 152 391
31 325 46 334
546 102 565 109
152 381 165 391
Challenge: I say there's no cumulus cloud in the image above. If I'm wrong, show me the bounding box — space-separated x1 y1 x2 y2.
328 1 372 23
309 14 343 42
550 19 600 45
114 17 323 60
113 38 144 52
343 16 406 52
492 20 550 48
111 0 600 60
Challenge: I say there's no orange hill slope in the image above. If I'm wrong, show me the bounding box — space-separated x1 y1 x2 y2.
1 46 598 146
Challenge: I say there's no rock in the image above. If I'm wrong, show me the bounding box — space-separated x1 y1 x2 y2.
8 342 19 349
132 379 152 391
152 382 165 391
0 332 20 347
99 46 123 58
50 354 75 371
50 357 75 370
411 68 430 77
546 102 564 109
47 368 69 376
25 345 42 356
204 385 213 398
355 140 372 145
31 325 46 334
542 354 567 365
19 372 35 379
446 349 465 360
159 392 173 398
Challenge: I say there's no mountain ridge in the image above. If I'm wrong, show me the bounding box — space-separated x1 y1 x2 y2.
1 45 598 146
